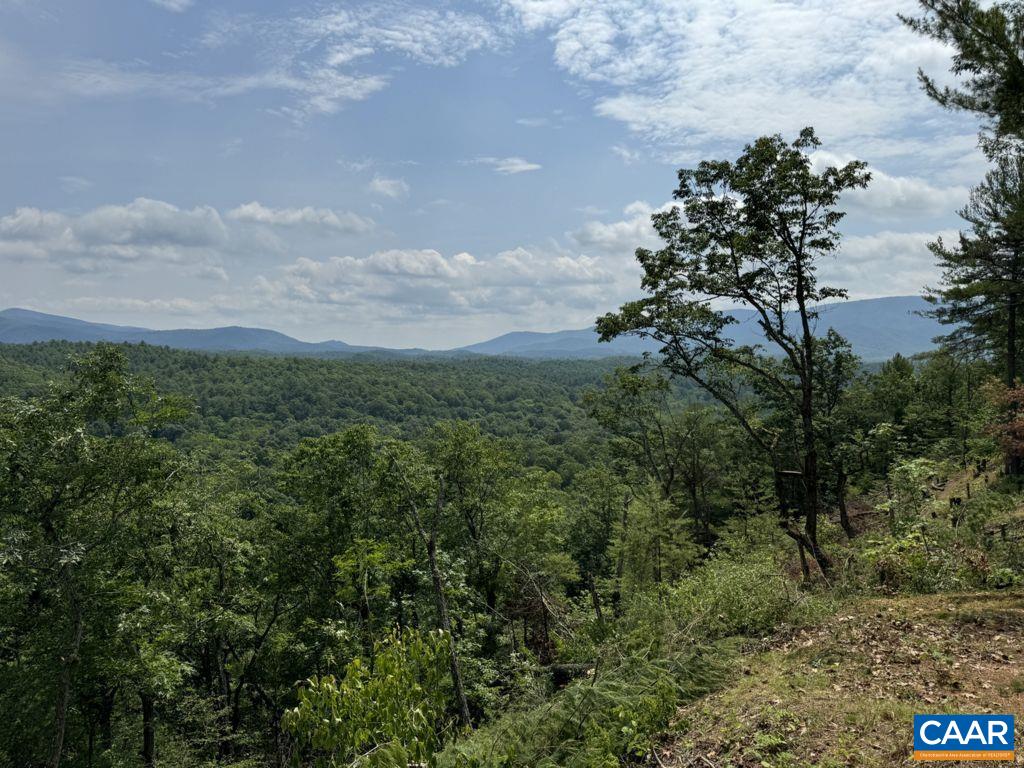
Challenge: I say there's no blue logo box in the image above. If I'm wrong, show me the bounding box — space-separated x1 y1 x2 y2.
914 715 1015 761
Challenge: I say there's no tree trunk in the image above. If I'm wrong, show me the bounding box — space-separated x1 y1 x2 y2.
47 590 83 768
1008 293 1022 475
802 436 829 574
216 639 232 759
795 261 830 577
388 454 473 728
611 493 629 618
1008 292 1018 388
794 537 810 581
837 462 854 539
587 574 604 627
98 688 115 755
140 693 155 768
426 533 472 727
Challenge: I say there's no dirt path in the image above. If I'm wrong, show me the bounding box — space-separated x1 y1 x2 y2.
658 591 1024 767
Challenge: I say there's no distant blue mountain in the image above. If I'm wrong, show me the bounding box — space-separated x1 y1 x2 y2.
0 308 387 355
0 296 944 362
458 296 945 362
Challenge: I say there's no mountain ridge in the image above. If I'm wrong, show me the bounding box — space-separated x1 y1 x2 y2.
0 296 944 362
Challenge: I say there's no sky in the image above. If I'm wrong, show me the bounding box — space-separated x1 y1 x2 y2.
0 0 988 348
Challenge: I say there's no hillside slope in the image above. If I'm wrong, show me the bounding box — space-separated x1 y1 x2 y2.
660 591 1024 767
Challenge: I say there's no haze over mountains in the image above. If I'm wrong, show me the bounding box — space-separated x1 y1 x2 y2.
0 296 942 362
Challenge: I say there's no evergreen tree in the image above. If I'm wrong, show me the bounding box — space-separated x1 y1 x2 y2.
902 0 1024 151
926 152 1024 386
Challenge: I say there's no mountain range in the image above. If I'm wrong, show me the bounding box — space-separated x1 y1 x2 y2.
0 296 944 362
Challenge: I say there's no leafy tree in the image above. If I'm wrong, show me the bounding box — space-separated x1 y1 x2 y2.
597 128 870 575
872 354 919 426
0 346 187 767
585 367 733 548
566 468 627 625
283 628 452 768
902 0 1024 151
814 331 863 539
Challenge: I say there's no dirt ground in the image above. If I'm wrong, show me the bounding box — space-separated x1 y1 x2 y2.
658 590 1024 767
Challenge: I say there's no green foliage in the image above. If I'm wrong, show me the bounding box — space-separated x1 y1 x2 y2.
988 566 1021 589
667 552 831 640
3 110 1024 768
283 628 453 768
438 645 722 768
861 526 978 594
902 0 1024 147
0 341 626 477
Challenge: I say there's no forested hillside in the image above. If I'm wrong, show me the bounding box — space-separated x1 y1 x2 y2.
0 343 660 476
2 332 1020 767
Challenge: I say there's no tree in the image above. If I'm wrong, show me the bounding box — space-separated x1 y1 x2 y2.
384 441 474 729
873 354 919 426
567 468 626 625
585 367 730 547
902 0 1024 151
597 128 870 576
926 152 1024 388
0 346 187 767
814 331 863 539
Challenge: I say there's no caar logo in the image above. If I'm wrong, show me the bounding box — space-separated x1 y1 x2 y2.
914 714 1015 761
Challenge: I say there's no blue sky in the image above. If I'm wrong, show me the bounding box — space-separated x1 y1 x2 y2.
0 0 986 347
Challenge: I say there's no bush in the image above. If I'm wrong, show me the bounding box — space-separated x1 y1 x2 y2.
666 554 832 640
861 527 982 594
282 628 453 767
987 566 1021 589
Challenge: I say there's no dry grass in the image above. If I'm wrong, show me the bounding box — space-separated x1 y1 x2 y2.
657 590 1024 767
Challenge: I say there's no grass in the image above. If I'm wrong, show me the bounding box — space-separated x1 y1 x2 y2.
659 590 1024 767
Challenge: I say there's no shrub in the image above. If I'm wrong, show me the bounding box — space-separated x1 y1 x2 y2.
667 554 832 640
282 628 453 767
860 527 982 593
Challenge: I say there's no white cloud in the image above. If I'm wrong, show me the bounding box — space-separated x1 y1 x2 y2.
848 171 968 219
52 3 503 122
148 0 194 11
812 151 968 219
254 245 611 321
58 60 389 122
570 200 673 258
73 198 226 248
367 175 410 199
501 0 973 172
0 199 227 274
0 197 372 276
227 202 375 233
504 0 582 31
471 156 542 175
826 230 956 298
610 144 642 164
0 207 68 241
294 6 501 68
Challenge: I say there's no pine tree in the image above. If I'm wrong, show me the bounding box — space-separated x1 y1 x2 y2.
926 152 1024 387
